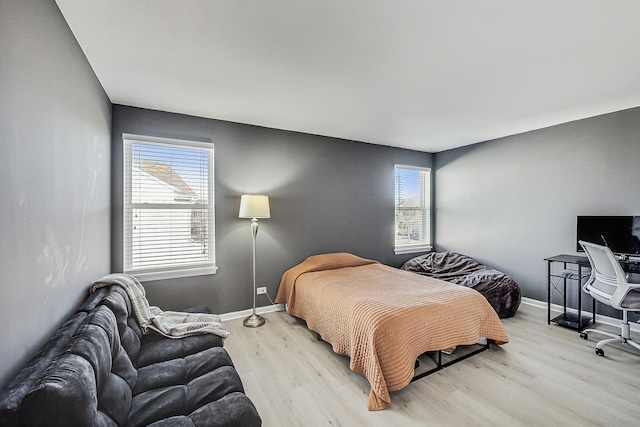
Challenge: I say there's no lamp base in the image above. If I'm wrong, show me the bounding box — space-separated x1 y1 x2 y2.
243 313 265 328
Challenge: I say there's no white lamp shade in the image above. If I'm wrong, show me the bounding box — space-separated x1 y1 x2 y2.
239 195 271 219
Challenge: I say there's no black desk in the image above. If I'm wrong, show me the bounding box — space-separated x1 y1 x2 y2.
545 254 595 330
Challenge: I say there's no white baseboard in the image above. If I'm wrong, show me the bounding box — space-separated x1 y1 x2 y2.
521 297 640 333
221 298 640 334
220 303 285 322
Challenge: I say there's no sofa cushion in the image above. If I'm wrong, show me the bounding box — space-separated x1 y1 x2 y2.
127 366 247 427
89 285 143 362
145 393 261 427
147 416 195 427
137 332 223 367
20 353 99 426
186 366 244 412
188 392 262 427
72 305 138 391
134 346 234 395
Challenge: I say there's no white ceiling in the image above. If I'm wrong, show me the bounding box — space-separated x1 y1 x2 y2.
55 0 640 153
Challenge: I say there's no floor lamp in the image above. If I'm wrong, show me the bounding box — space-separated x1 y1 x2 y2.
239 194 270 328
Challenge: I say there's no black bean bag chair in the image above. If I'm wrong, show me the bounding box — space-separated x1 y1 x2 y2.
402 252 521 318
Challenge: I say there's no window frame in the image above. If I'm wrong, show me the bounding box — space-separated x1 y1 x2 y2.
394 165 432 255
122 133 217 281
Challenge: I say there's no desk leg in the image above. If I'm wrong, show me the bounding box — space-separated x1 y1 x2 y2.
577 263 582 329
547 261 551 324
562 262 567 320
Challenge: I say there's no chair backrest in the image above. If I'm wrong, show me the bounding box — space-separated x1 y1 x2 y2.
579 240 631 309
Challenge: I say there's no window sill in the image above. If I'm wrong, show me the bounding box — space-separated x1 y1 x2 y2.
394 244 433 255
125 265 218 282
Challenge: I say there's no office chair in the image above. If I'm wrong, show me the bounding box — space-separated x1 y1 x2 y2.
578 241 640 356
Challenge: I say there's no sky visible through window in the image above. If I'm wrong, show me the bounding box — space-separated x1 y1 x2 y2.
396 167 420 199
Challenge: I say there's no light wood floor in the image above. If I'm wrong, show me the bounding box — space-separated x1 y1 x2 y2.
224 303 640 426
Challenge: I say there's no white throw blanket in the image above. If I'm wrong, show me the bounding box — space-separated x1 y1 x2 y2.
90 273 229 341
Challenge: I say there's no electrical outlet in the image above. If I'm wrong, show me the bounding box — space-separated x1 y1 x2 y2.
256 287 267 295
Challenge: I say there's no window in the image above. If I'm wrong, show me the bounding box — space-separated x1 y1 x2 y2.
123 134 216 281
394 165 432 254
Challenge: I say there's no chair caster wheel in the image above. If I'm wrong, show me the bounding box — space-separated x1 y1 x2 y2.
579 332 588 340
595 348 604 357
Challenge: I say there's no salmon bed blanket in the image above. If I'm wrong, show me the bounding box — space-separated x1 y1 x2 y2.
275 253 509 410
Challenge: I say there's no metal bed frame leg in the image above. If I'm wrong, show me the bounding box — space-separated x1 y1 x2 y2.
411 341 490 383
317 329 490 385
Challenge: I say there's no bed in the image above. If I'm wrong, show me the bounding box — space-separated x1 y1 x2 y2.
401 252 522 318
274 252 509 411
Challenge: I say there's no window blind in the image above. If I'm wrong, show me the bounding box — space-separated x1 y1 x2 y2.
394 165 431 254
123 134 216 280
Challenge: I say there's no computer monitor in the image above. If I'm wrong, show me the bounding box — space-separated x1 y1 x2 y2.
576 216 640 255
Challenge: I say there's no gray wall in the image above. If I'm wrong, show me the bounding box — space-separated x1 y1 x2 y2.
0 0 111 388
111 105 433 313
434 107 640 317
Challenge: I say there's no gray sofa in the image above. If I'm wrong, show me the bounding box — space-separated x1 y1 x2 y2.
0 284 261 426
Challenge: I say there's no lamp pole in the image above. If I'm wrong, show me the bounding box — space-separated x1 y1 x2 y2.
244 217 265 327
